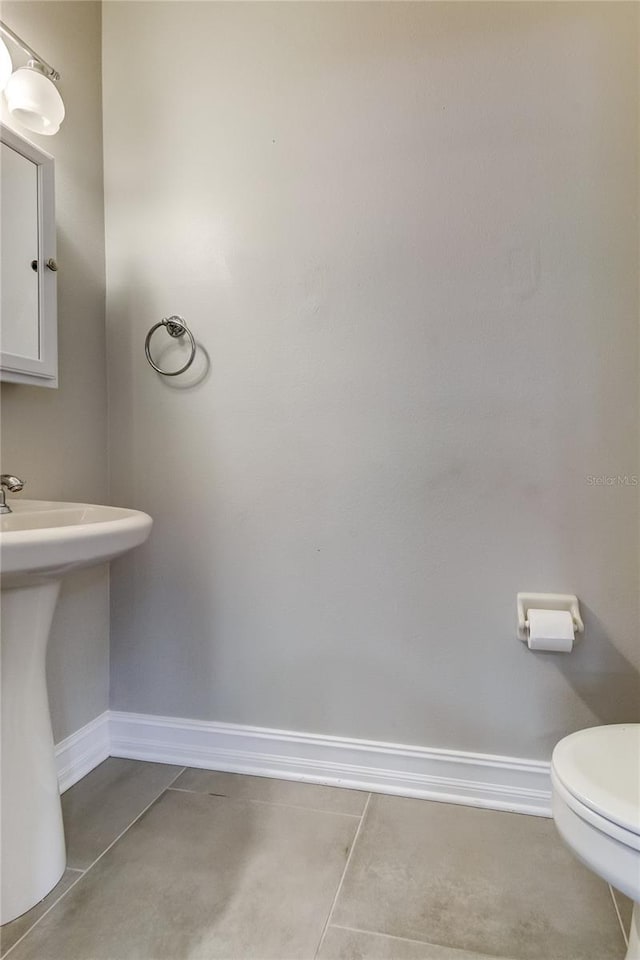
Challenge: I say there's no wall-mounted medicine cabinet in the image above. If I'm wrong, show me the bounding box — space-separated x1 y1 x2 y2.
0 123 58 387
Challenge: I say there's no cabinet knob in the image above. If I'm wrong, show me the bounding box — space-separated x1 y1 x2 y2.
45 258 58 272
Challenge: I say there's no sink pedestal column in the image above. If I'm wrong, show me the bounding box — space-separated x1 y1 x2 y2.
1 579 66 925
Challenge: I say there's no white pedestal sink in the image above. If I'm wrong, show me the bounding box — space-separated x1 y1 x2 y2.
0 499 152 925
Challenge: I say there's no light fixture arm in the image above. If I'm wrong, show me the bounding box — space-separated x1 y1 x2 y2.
0 20 59 81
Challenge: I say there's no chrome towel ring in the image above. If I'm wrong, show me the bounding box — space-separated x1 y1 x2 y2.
144 316 196 376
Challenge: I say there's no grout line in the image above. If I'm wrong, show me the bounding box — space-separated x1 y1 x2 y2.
167 786 364 818
0 864 90 960
314 792 371 959
609 883 629 947
2 766 186 959
329 923 464 950
0 872 87 960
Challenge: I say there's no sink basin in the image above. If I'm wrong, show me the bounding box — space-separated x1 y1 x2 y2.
0 498 152 925
1 499 152 585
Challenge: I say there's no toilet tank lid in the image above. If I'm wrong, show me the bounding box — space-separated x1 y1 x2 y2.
552 724 640 836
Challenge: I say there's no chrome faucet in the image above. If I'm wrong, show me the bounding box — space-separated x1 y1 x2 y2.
0 475 25 514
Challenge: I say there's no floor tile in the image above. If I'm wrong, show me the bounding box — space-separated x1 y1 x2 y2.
10 789 358 960
173 768 367 815
332 795 625 960
0 870 80 957
318 926 505 959
62 757 183 869
611 886 633 939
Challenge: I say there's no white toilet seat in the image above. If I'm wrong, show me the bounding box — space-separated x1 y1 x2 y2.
552 724 640 835
552 771 640 853
551 724 640 903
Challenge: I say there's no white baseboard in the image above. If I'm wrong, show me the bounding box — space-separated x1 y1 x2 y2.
56 710 552 816
109 711 552 817
55 711 110 793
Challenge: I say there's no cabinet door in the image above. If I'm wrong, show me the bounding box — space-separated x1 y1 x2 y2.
0 124 57 387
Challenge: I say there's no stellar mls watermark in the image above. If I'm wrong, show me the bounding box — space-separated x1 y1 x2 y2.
586 474 639 486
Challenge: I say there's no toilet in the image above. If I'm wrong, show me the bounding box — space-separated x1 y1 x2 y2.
551 724 640 960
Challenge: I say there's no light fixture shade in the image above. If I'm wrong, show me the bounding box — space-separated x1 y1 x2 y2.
0 38 12 92
4 65 65 135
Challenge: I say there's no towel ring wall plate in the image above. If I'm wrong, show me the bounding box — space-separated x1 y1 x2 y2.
145 316 196 376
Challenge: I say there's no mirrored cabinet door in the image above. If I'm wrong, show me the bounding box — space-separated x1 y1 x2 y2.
0 124 57 387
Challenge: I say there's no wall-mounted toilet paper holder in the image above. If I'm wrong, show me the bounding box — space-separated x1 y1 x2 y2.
517 593 584 642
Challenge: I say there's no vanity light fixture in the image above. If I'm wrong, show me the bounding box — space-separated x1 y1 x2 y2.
0 21 64 135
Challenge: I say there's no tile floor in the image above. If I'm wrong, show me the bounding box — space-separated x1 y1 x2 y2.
0 760 631 960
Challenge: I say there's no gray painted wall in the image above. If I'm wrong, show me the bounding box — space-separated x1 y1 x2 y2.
2 3 634 759
103 2 639 761
0 2 108 742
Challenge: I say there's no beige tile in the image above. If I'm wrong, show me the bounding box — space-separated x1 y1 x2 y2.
173 768 368 815
62 757 183 869
332 795 626 960
611 886 634 939
10 789 358 960
319 926 504 960
0 869 80 958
